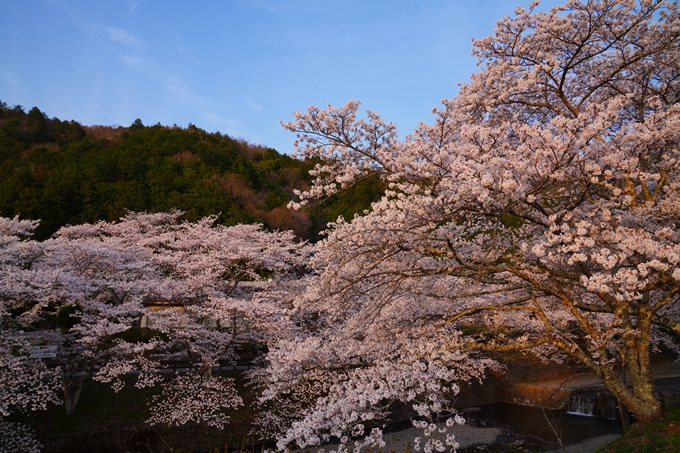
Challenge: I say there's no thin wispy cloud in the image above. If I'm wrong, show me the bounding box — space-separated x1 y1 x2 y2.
244 98 262 112
127 1 140 12
239 0 302 14
104 27 142 50
118 54 143 67
46 0 236 133
202 112 247 138
11 0 562 154
45 1 142 51
176 44 202 66
0 66 24 104
0 66 21 91
116 50 237 132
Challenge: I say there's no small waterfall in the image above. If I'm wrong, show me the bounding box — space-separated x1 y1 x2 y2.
567 391 619 419
567 394 595 416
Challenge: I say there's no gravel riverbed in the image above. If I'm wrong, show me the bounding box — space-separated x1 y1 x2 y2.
299 419 620 453
379 422 503 452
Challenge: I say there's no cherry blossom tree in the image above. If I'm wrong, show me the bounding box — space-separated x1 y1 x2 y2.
70 212 311 369
146 374 243 430
0 216 62 452
0 214 176 417
52 211 311 426
1 211 311 437
281 0 680 431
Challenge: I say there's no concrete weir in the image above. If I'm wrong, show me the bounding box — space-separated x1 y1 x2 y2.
567 390 619 419
502 361 680 418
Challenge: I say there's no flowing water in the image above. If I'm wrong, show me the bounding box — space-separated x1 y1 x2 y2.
567 390 619 419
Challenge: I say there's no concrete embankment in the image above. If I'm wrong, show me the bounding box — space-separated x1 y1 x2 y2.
501 361 680 417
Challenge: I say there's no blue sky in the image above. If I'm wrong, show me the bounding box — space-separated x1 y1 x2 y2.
1 0 562 154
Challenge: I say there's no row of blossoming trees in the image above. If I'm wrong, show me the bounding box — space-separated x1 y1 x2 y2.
2 1 680 452
0 211 314 451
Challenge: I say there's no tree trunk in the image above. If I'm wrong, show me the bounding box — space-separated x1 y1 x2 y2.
62 357 92 415
602 373 663 422
597 324 664 423
63 381 84 416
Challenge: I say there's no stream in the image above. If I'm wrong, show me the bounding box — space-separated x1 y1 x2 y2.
459 402 623 451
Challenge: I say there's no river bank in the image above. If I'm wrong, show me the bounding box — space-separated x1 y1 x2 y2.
23 359 680 452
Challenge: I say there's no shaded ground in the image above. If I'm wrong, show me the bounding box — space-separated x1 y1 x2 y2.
375 422 503 453
9 373 261 453
544 434 621 453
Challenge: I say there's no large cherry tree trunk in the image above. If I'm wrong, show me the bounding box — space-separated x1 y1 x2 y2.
585 309 663 423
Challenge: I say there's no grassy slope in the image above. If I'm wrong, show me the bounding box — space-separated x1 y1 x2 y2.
597 407 680 453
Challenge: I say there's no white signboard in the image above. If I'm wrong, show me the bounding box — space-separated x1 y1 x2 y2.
30 345 57 359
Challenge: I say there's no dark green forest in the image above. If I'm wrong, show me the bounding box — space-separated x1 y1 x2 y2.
0 101 383 241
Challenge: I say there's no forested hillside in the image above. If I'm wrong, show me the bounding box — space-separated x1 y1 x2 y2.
0 101 383 241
